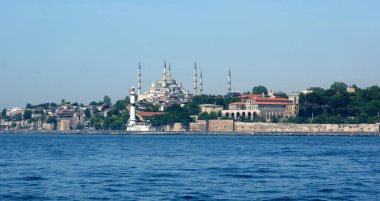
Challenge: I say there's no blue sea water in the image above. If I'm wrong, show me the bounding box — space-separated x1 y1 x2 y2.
0 134 379 201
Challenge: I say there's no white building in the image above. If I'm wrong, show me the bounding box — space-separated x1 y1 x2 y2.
138 62 190 105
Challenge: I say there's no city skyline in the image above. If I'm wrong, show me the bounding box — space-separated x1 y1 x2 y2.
1 0 380 108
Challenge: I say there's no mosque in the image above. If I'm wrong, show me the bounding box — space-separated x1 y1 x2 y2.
136 62 212 105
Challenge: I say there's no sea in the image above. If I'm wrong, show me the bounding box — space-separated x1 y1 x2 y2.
0 133 379 201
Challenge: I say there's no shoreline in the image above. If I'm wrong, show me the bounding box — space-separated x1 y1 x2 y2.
1 130 379 136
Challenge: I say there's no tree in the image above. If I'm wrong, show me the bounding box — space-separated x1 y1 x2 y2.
23 110 32 120
330 82 348 93
252 85 268 95
89 101 99 106
13 114 22 121
1 109 6 117
111 117 125 130
76 124 84 130
11 122 17 128
84 109 92 118
271 116 279 123
114 100 127 111
198 112 218 120
47 116 57 124
103 95 112 106
147 104 192 127
183 102 200 115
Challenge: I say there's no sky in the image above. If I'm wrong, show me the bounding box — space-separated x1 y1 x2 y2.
1 0 379 108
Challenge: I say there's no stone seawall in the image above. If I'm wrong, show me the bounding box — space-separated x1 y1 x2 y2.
189 120 380 133
208 120 234 132
234 122 379 133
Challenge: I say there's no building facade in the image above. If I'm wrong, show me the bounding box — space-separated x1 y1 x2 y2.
221 94 297 121
139 62 189 105
199 104 223 114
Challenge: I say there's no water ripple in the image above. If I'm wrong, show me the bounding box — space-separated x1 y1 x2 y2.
0 134 379 200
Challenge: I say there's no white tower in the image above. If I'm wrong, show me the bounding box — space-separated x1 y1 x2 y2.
128 87 136 126
193 62 197 96
199 70 203 95
228 69 231 94
137 62 141 99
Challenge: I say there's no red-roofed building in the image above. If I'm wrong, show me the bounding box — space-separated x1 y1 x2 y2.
239 94 263 100
221 95 298 121
229 102 246 110
137 112 167 121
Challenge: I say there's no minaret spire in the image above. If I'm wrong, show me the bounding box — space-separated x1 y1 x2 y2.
138 62 141 99
193 62 197 96
228 69 231 94
199 70 203 95
163 60 168 82
162 61 168 96
168 64 171 77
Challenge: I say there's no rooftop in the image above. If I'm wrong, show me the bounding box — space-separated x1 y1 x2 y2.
199 104 223 107
229 102 246 105
137 112 167 117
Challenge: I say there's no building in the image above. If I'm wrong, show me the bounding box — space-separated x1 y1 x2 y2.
5 107 24 117
221 94 294 121
31 113 42 118
301 87 323 95
58 118 71 131
199 104 223 114
137 111 167 121
139 62 190 105
288 92 300 105
346 87 356 93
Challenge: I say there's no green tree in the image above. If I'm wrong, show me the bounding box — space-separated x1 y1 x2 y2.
47 116 57 124
114 100 127 111
271 116 279 123
103 95 112 106
76 124 84 130
23 110 32 120
84 109 91 118
198 112 218 120
252 85 268 95
11 122 17 128
147 104 192 127
1 109 6 117
183 102 200 115
89 101 99 106
330 82 348 93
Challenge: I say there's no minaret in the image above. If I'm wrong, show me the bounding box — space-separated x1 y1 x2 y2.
199 70 203 95
228 69 231 94
193 62 197 96
168 64 171 77
137 62 141 99
163 61 167 95
163 61 167 80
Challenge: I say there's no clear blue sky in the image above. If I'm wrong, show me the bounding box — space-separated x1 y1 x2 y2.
1 0 379 108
